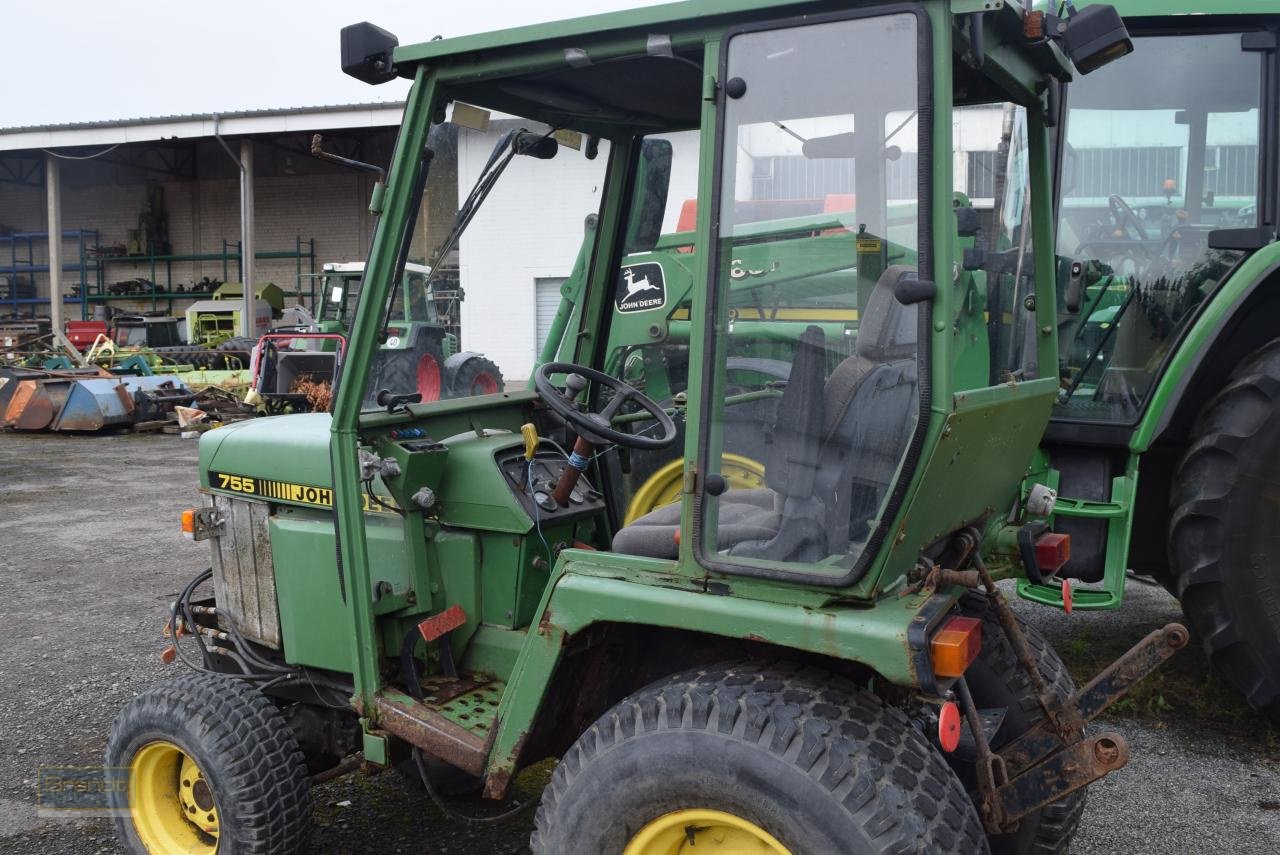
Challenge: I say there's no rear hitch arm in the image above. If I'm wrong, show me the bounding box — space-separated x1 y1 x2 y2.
956 530 1189 832
967 622 1188 833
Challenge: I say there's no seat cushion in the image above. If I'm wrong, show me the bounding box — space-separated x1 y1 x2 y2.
612 488 779 559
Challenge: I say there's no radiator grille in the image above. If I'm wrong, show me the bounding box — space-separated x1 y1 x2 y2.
206 493 281 649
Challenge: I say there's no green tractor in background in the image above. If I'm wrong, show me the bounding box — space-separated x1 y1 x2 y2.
991 0 1280 721
305 261 504 402
104 3 1180 854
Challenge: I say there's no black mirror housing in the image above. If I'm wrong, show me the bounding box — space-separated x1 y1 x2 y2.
513 132 560 160
341 22 399 85
1062 5 1133 75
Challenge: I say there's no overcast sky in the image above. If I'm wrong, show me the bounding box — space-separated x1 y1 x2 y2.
0 0 666 128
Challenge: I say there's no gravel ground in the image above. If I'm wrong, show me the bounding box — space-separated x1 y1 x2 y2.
1 430 1278 853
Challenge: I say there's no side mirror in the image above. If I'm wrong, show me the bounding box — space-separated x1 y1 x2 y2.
513 132 559 160
341 22 399 85
622 139 673 254
1062 5 1133 75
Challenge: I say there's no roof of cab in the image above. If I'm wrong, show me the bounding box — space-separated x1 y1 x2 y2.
393 0 837 67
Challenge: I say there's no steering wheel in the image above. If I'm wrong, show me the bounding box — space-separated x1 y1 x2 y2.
534 361 677 450
1108 194 1147 242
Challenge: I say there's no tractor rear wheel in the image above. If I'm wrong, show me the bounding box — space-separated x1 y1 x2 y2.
106 673 312 855
946 592 1086 854
530 660 987 855
448 355 504 398
377 339 446 402
1170 336 1280 721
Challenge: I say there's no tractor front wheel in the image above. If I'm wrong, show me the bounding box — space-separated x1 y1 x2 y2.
1170 336 1280 721
448 355 504 398
530 660 987 855
106 673 312 855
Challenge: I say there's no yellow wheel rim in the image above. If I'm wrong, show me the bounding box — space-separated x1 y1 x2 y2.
625 453 766 525
623 808 792 855
129 740 219 853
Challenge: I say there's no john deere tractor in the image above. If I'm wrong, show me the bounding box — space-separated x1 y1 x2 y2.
981 1 1280 721
106 3 1182 854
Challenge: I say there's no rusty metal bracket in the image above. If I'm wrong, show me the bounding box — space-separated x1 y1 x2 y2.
993 732 1130 828
999 622 1188 780
968 538 1083 742
955 676 1010 833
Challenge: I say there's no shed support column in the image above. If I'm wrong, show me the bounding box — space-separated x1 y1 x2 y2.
45 154 63 334
44 154 83 364
240 139 257 338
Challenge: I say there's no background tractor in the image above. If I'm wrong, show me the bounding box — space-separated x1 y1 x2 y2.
305 260 503 402
992 0 1280 722
104 3 1175 854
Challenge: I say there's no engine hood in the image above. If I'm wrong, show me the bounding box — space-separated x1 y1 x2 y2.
199 413 334 490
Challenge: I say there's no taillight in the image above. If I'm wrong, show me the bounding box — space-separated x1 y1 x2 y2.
1035 532 1071 574
931 615 983 678
181 508 196 539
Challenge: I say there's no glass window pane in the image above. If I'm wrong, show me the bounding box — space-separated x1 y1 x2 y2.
700 14 923 570
1055 33 1261 422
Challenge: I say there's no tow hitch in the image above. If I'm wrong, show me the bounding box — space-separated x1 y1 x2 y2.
950 530 1190 832
984 622 1189 829
969 612 1189 832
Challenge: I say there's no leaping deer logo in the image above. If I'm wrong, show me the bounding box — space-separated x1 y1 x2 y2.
622 267 660 302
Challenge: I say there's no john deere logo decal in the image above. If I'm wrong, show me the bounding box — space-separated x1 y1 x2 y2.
616 262 666 313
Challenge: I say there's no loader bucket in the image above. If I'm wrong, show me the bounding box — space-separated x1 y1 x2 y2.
50 378 136 431
3 377 76 431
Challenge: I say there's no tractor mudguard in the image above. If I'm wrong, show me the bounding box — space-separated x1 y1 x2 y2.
481 557 961 794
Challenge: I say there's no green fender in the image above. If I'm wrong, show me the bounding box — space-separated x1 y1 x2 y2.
1132 242 1280 452
481 556 959 790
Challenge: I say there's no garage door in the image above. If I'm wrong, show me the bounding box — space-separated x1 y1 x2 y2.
535 277 566 356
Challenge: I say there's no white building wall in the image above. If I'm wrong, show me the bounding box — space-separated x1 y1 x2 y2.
456 127 610 382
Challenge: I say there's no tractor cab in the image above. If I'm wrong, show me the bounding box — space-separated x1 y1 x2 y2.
313 261 444 330
106 5 1189 855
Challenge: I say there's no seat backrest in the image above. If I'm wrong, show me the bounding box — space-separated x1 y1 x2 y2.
763 324 827 499
815 266 920 546
821 265 917 438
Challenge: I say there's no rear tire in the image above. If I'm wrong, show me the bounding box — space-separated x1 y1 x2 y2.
530 660 988 855
376 339 446 402
1170 336 1280 721
106 672 312 855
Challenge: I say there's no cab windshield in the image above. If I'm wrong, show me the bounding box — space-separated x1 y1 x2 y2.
1055 32 1262 422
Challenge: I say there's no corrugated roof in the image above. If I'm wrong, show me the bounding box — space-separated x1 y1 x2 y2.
0 101 405 135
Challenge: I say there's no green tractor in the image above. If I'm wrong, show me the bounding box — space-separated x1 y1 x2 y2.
305 260 504 402
106 3 1180 853
990 0 1280 720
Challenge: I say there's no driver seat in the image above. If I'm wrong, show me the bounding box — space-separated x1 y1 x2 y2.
612 266 918 560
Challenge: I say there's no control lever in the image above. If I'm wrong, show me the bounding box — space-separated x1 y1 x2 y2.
376 388 422 413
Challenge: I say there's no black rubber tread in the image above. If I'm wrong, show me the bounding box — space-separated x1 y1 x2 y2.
530 659 988 855
106 672 312 854
448 355 505 398
955 592 1085 855
1169 336 1280 721
216 336 259 352
376 339 445 402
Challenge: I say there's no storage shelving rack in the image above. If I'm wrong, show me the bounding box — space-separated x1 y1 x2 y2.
0 230 100 317
79 236 317 318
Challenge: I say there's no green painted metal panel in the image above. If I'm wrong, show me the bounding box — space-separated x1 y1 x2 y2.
1133 243 1280 452
432 434 531 534
199 413 334 489
270 507 413 673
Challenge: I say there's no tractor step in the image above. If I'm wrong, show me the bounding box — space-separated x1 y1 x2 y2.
1017 580 1120 610
370 675 504 777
